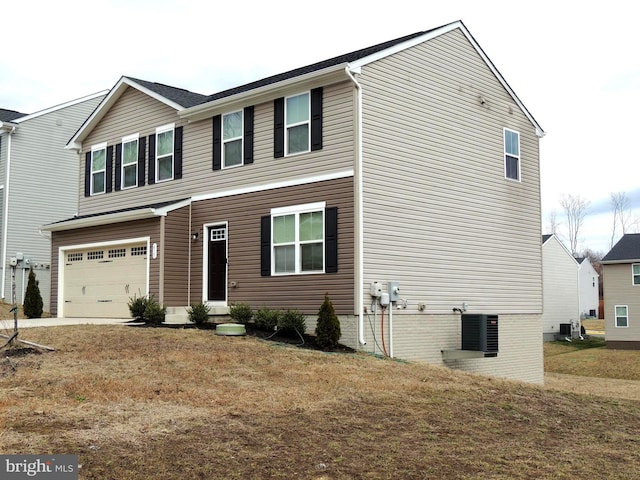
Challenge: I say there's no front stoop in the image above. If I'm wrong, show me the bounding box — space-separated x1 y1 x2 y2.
164 306 230 325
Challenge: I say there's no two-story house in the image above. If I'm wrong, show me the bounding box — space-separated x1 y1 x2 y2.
42 21 545 383
0 92 106 312
601 233 640 349
576 256 599 319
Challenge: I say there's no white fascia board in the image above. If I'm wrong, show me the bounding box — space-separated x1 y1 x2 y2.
15 90 109 124
180 63 350 123
601 259 640 265
41 198 192 232
349 20 545 138
66 77 183 150
191 169 354 203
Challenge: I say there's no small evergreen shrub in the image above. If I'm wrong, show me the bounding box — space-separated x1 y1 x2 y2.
254 307 280 331
128 295 149 321
23 267 44 318
142 296 166 326
278 309 306 338
315 293 341 349
187 302 210 326
229 303 253 324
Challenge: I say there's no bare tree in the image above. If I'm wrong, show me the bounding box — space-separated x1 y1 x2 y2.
560 194 590 255
610 191 640 247
547 210 560 235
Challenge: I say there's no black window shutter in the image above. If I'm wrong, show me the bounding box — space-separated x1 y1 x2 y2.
273 97 284 158
148 134 156 185
244 106 254 165
138 136 146 187
311 87 323 151
174 126 183 179
260 215 271 276
325 206 338 273
114 143 122 191
212 115 221 170
84 152 91 197
105 145 114 193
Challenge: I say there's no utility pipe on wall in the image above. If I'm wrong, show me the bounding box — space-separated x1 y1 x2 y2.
1 126 16 302
345 66 366 346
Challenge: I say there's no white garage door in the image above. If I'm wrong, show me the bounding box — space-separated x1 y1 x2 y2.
63 243 148 318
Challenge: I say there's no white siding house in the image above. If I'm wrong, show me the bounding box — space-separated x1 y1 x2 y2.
576 257 599 319
0 92 106 312
542 234 580 341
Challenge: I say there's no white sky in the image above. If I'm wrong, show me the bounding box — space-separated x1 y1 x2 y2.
2 0 638 255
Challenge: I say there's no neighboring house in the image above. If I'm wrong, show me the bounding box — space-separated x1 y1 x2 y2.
541 234 580 341
576 256 599 319
0 92 107 312
41 21 545 383
601 234 640 349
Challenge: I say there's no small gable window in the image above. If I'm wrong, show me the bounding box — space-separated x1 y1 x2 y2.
223 110 243 168
121 134 138 189
504 128 520 181
91 143 107 195
633 264 640 285
156 124 174 182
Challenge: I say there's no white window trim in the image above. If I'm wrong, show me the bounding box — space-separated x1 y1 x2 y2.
615 305 629 328
271 201 326 275
91 142 107 195
222 110 243 169
503 128 521 182
632 264 640 286
285 92 311 157
121 133 139 190
155 123 175 183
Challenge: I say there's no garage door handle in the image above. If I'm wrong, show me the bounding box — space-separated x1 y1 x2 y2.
97 300 113 303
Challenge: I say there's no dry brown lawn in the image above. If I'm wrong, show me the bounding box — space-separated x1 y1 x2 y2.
1 325 640 479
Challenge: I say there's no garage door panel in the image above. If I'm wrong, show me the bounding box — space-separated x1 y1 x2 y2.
63 243 148 318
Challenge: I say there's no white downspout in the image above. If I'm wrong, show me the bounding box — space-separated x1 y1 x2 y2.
1 126 16 302
345 66 366 346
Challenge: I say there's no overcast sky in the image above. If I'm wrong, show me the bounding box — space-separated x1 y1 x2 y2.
2 0 638 254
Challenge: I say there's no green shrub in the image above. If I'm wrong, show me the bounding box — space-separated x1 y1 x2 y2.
254 307 280 331
142 296 166 326
187 302 211 326
278 309 306 338
128 295 149 321
315 293 341 349
229 303 253 324
23 267 44 318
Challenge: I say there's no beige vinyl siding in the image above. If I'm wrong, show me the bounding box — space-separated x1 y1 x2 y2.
78 82 355 216
359 29 542 318
603 263 640 341
189 176 354 315
50 218 161 316
541 237 579 338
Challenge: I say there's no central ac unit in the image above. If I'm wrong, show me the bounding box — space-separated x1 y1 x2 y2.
461 314 499 357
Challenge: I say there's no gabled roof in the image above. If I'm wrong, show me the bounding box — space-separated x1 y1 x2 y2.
66 77 208 150
68 20 544 150
181 20 544 136
542 234 553 244
0 108 26 122
602 234 640 263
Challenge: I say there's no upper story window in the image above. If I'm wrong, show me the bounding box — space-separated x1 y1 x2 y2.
156 124 174 182
223 110 243 168
286 92 310 155
504 128 520 181
274 88 322 158
615 305 629 327
91 143 107 195
633 264 640 285
121 134 138 189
